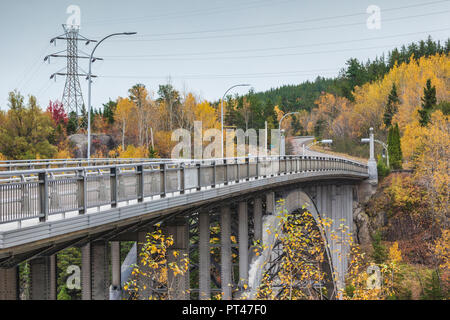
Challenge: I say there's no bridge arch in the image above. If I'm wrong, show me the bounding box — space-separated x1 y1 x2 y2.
246 188 338 299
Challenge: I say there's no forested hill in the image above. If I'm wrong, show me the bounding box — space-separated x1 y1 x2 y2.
252 77 337 113
249 36 450 113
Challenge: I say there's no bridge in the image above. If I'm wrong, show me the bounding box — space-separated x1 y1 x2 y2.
0 152 375 300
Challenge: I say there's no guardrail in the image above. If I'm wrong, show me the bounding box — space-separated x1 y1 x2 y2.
0 156 367 225
0 158 167 171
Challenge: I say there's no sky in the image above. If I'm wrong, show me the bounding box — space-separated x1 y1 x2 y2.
0 0 449 111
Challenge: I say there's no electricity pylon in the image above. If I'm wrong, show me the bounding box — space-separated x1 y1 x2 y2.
45 24 100 129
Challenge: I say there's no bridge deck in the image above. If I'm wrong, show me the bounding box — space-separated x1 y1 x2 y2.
0 156 368 258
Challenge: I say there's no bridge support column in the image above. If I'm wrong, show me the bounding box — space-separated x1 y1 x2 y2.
109 241 121 300
0 267 19 300
238 201 249 289
253 197 263 244
81 243 91 300
29 255 56 300
81 241 110 300
91 241 110 300
165 219 189 300
265 192 275 215
220 206 232 300
199 212 210 300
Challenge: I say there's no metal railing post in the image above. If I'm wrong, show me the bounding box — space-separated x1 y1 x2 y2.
224 159 228 185
137 165 144 202
212 161 216 188
180 163 185 194
161 163 166 198
246 157 250 181
196 163 201 191
38 172 48 222
78 169 87 214
236 158 240 183
110 167 118 208
255 156 259 179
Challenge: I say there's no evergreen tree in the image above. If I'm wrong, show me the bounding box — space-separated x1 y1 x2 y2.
388 123 402 169
418 79 437 127
421 270 444 300
66 112 78 136
102 99 117 125
383 83 400 127
371 230 388 264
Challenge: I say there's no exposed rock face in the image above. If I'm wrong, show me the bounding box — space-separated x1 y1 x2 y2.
68 134 116 158
353 206 371 245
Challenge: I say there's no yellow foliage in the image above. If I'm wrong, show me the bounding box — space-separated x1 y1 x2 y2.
113 145 148 159
54 148 71 159
350 54 449 139
388 242 402 264
195 100 220 130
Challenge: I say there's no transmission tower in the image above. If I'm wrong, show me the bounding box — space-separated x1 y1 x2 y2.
45 24 100 126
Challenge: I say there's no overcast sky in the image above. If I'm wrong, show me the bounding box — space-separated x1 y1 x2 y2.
0 0 449 111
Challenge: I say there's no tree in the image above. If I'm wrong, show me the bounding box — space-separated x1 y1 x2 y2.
0 91 57 159
388 123 402 169
371 231 388 264
421 270 445 300
129 84 149 146
157 83 181 131
383 83 400 128
47 100 68 126
102 99 117 125
256 203 330 300
418 79 437 127
124 227 189 299
114 97 135 149
66 112 79 136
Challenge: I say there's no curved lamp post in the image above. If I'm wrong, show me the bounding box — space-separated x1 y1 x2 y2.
220 84 251 158
87 32 137 159
361 136 389 168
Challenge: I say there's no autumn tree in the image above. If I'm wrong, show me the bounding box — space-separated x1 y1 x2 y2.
129 84 149 146
124 227 189 300
0 91 57 159
114 97 135 150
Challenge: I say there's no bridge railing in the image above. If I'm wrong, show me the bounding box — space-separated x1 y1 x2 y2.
0 158 174 171
0 156 367 225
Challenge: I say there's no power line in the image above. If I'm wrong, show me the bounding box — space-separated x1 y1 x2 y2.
101 28 450 59
15 43 52 92
128 0 450 38
99 68 340 80
101 6 450 42
85 0 295 26
98 42 434 62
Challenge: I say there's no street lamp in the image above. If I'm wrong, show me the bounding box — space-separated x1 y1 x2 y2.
86 32 137 159
303 139 333 156
278 112 302 156
360 127 378 183
361 136 389 168
220 84 251 158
